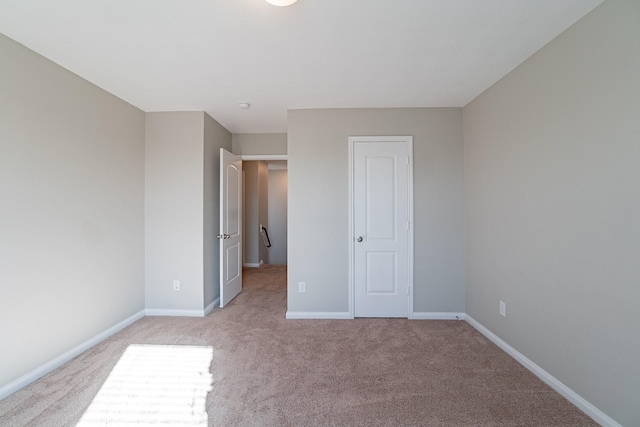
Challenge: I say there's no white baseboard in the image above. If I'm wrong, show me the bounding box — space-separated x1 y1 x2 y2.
145 308 206 317
0 309 145 401
146 297 221 318
285 311 465 320
204 297 219 316
285 311 353 320
465 315 621 427
243 262 262 268
412 312 465 320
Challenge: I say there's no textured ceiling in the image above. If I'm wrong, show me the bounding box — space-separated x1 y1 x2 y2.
0 0 603 133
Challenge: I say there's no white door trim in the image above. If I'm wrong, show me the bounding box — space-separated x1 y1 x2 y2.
348 136 414 319
239 155 288 161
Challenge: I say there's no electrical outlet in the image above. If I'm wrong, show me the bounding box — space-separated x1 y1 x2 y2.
173 280 180 291
299 282 306 293
499 300 506 317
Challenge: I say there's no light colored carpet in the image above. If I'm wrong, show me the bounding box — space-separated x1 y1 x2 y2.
0 265 596 426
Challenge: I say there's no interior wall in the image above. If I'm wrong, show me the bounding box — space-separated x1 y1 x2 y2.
0 33 145 388
203 114 232 308
268 169 288 265
145 112 205 312
243 162 260 265
243 161 269 266
257 161 269 264
463 1 640 425
287 108 464 315
232 133 287 155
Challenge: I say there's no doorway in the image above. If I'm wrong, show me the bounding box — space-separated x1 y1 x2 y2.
241 156 288 268
219 153 287 308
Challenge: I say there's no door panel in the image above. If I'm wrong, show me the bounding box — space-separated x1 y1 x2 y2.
366 156 396 240
225 243 240 282
352 137 412 318
366 252 396 294
219 149 242 308
225 164 240 236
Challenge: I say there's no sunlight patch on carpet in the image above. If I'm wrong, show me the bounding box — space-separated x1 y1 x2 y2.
77 344 213 426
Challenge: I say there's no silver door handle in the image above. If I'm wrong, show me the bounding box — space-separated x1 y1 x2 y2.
217 234 222 240
357 236 363 242
224 234 230 239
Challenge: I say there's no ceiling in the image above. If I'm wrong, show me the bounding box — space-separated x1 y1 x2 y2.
0 0 603 134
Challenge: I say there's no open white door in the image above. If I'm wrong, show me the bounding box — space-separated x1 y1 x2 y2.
219 148 242 307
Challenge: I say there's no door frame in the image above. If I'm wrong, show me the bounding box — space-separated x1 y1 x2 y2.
239 155 287 162
348 136 414 319
218 153 287 307
239 155 287 268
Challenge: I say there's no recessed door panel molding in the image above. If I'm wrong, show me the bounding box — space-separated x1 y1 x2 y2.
350 136 413 318
225 243 240 282
366 252 397 294
366 156 396 240
225 165 240 237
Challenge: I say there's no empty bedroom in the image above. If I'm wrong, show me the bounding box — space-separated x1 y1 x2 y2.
1 0 638 426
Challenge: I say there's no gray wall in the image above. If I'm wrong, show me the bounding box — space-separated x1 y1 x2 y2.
268 169 288 265
287 108 464 314
145 112 205 311
146 112 231 312
463 1 640 425
243 162 259 265
0 33 145 387
204 114 233 307
232 133 287 155
257 162 269 264
243 161 269 266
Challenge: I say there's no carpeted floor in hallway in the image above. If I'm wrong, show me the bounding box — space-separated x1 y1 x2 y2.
0 264 596 426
